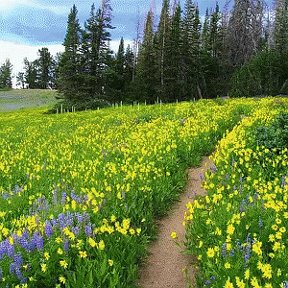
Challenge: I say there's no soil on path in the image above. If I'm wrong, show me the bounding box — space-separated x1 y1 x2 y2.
138 157 213 288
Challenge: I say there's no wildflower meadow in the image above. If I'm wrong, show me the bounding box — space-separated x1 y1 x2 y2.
185 98 288 287
0 98 287 287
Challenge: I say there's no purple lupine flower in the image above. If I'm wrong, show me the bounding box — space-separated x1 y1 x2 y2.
76 213 84 224
28 236 37 252
20 277 27 284
0 242 6 259
7 242 15 257
15 268 23 280
51 219 57 226
19 235 29 250
33 232 44 251
85 224 92 237
9 262 16 274
71 226 80 236
61 192 67 205
64 240 69 252
45 220 53 238
13 253 23 267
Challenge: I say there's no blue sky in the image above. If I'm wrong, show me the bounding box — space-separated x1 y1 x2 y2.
0 0 226 46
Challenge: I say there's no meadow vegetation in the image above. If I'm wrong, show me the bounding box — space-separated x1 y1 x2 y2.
185 98 288 287
0 98 260 287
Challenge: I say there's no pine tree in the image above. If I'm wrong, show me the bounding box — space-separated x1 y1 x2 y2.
16 72 25 89
135 10 158 102
165 2 183 101
106 37 125 102
82 1 115 98
202 9 210 52
58 4 82 100
124 44 134 87
0 59 13 89
154 0 171 98
227 0 264 67
23 58 38 89
274 0 288 54
181 0 202 99
37 47 54 89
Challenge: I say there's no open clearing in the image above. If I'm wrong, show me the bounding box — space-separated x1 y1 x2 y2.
0 89 58 111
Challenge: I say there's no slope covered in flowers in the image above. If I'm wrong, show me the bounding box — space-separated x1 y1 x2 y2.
0 98 274 287
185 98 288 287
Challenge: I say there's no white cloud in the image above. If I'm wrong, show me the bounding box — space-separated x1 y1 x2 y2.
0 0 69 15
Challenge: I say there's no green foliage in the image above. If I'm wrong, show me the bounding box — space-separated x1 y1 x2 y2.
254 111 288 149
229 50 288 97
0 59 13 89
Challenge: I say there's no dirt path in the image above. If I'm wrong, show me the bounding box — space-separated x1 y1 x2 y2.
138 157 213 288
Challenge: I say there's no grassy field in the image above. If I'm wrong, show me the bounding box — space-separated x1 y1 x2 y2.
0 97 287 287
0 89 59 112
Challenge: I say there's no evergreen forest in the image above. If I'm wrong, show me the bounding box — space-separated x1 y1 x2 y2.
2 0 288 109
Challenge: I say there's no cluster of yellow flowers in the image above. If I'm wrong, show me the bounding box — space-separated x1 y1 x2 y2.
185 98 288 287
0 98 269 286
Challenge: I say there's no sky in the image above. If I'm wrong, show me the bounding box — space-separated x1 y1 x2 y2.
0 0 228 82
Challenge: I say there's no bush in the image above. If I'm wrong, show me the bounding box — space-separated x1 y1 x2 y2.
254 111 288 149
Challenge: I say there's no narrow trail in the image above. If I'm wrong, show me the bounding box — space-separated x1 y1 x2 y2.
138 157 213 288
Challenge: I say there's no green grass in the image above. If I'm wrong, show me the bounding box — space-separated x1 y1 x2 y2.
0 89 59 112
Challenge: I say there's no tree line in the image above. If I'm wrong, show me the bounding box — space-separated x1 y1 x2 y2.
0 48 57 90
3 0 288 107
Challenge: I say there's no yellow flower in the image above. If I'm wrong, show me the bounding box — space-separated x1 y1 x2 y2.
251 277 260 288
98 240 105 250
224 278 234 288
244 269 250 280
224 262 231 269
261 264 272 279
280 226 286 233
59 260 68 269
227 224 235 235
88 237 97 248
252 241 262 256
108 259 114 266
170 232 177 239
57 248 63 255
79 250 87 258
235 277 245 288
44 252 50 260
41 263 47 273
59 276 66 284
207 248 215 258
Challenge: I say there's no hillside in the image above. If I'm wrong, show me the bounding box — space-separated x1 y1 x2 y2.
0 89 59 112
